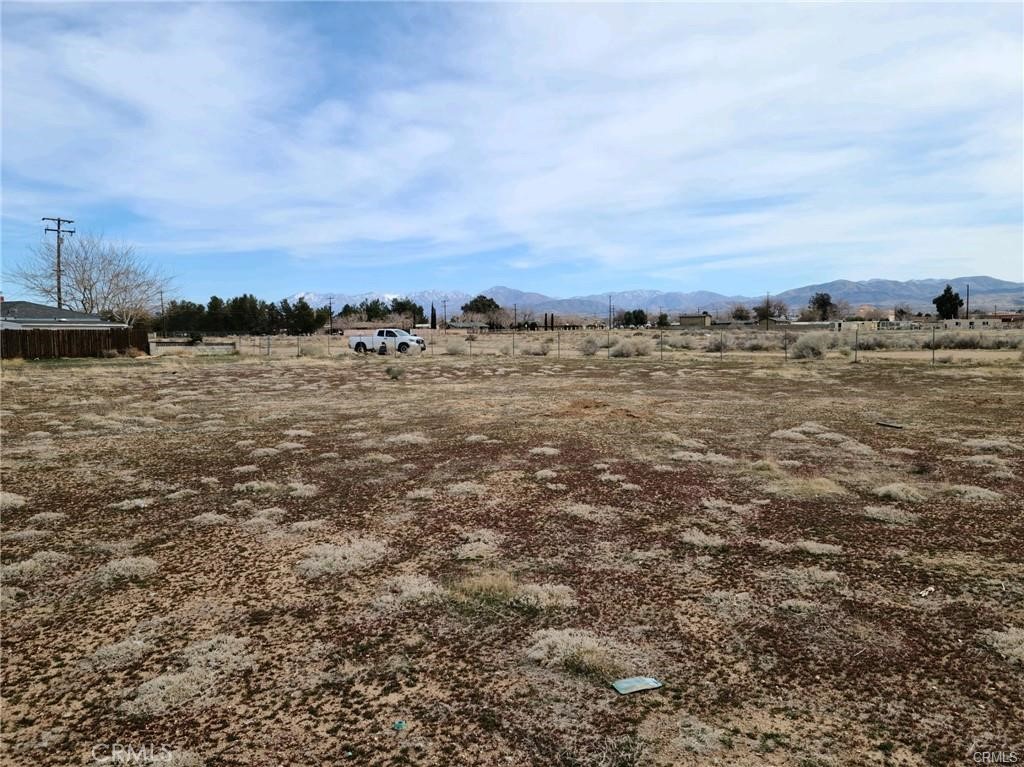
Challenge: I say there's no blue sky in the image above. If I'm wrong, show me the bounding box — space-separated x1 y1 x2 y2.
2 2 1022 303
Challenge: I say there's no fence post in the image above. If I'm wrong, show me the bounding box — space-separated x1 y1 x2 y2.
854 327 859 363
932 327 935 365
719 331 724 361
557 332 560 358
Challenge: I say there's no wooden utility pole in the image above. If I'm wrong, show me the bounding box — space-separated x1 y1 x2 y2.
42 217 74 309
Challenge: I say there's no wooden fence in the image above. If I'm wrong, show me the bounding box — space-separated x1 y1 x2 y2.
1 328 150 359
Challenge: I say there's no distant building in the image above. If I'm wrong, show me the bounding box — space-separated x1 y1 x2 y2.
0 300 128 330
942 318 998 330
677 313 712 328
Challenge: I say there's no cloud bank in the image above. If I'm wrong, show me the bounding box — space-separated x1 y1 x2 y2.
3 3 1021 294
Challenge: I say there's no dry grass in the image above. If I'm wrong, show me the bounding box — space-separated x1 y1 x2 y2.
2 347 1021 765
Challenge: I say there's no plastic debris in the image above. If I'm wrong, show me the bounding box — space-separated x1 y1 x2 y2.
611 676 663 695
876 421 904 429
392 720 407 732
919 586 935 597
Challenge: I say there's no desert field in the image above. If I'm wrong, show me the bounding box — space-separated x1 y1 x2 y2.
1 348 1022 766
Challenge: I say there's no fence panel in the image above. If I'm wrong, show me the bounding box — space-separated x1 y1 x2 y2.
1 328 150 359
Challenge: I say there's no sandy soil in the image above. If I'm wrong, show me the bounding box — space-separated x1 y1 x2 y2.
1 351 1022 766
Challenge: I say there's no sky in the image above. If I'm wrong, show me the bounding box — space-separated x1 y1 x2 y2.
2 2 1022 303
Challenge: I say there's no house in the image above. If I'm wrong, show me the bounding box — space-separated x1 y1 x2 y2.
0 300 128 330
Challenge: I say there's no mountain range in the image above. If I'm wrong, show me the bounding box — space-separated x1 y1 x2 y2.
293 276 1023 317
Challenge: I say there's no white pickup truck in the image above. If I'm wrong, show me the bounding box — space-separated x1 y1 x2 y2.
348 328 427 354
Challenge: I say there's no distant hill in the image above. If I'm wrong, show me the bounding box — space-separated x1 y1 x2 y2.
293 276 1023 317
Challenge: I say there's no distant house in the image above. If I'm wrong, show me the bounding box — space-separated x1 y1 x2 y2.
0 300 128 330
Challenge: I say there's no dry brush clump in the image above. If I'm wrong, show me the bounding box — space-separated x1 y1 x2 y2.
0 491 28 510
96 556 160 588
121 635 254 718
525 628 630 681
981 626 1024 664
874 483 926 502
863 505 920 525
295 537 387 579
680 527 727 549
610 338 653 357
446 338 468 356
790 332 830 360
943 485 1003 503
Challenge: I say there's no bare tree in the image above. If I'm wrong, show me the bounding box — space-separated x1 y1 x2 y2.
11 234 170 325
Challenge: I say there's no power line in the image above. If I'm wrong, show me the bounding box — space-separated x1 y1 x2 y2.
42 217 74 309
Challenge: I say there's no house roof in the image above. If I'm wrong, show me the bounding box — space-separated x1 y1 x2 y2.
0 301 127 328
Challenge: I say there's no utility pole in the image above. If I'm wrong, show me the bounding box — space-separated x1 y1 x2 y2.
764 292 770 331
608 296 612 358
327 298 333 355
442 298 448 335
42 217 74 309
159 289 166 337
965 283 970 318
512 303 517 356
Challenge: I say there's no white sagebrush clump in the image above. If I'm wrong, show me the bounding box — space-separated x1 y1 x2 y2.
386 432 432 445
681 527 727 549
233 480 279 494
96 556 160 587
455 529 503 560
90 638 153 670
535 469 558 480
231 465 259 474
109 497 155 511
288 482 319 498
863 505 920 525
295 538 387 579
670 450 735 465
529 446 560 456
515 583 578 609
250 447 279 458
376 574 443 609
874 483 926 502
794 540 843 556
945 485 1003 503
7 529 50 541
1 550 69 583
982 626 1024 664
0 491 28 510
289 519 327 532
770 429 808 442
406 488 436 500
121 635 253 717
447 481 488 496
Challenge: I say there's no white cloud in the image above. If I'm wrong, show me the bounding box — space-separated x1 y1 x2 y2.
2 3 1021 283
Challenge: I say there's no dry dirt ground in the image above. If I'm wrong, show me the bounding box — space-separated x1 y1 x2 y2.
1 351 1022 766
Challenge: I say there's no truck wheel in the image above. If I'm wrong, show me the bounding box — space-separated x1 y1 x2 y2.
354 342 366 353
397 343 409 353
